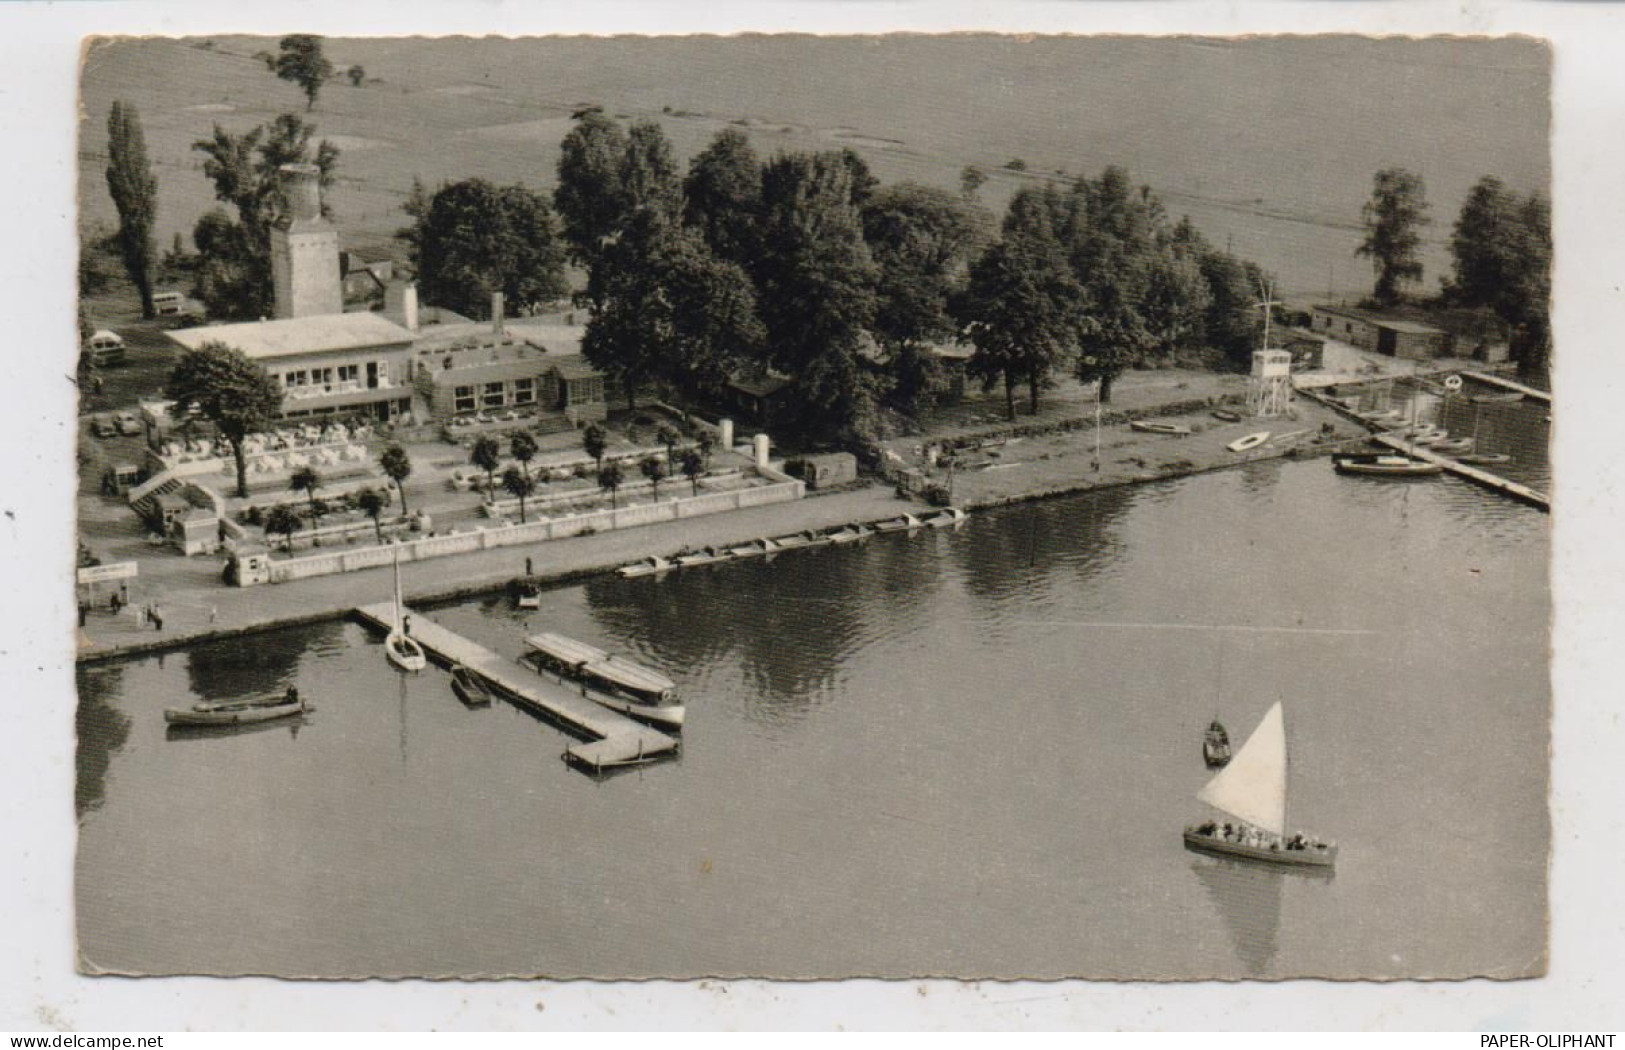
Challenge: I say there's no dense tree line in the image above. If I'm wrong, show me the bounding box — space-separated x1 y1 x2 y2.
1444 175 1551 379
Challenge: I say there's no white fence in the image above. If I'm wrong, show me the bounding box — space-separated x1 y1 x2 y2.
264 476 804 584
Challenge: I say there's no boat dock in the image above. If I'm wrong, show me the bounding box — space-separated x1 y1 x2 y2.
1298 384 1550 512
354 602 680 772
1370 434 1550 511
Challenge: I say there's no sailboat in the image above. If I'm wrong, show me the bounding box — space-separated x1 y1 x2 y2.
385 542 426 672
1183 701 1336 868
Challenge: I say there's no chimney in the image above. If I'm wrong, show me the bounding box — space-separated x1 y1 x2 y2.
279 163 323 224
491 292 505 336
403 284 419 333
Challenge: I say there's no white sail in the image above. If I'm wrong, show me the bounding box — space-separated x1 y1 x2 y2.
1197 701 1287 835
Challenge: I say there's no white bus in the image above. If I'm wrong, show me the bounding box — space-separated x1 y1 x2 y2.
152 291 186 316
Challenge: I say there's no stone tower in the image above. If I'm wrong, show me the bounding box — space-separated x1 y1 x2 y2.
270 164 342 319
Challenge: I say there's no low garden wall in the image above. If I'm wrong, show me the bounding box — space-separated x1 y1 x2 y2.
262 475 804 585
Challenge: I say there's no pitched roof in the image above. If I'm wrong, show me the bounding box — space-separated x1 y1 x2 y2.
170 313 416 360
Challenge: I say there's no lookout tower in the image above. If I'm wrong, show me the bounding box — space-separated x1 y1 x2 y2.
270 164 342 320
1246 282 1293 418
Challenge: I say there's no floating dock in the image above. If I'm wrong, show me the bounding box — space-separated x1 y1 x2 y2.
354 602 679 772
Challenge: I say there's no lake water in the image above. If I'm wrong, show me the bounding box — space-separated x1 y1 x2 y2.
76 459 1549 979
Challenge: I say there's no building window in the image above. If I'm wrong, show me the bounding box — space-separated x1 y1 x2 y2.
284 370 308 388
338 364 359 384
483 381 506 409
454 385 476 413
568 375 605 406
513 377 536 405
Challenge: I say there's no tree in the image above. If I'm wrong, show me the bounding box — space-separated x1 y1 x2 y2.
410 179 569 320
953 234 1080 419
379 444 413 515
264 504 301 553
501 465 535 524
863 182 991 414
356 487 387 543
165 342 283 498
1357 168 1430 308
105 100 159 318
620 121 684 225
752 151 881 441
470 434 502 496
275 35 333 110
554 109 630 279
655 424 682 475
583 218 764 409
1446 177 1550 377
509 430 539 483
681 448 704 496
191 114 340 319
289 465 323 545
582 423 607 472
683 128 762 266
640 456 664 501
1139 241 1213 358
347 64 366 88
598 462 625 510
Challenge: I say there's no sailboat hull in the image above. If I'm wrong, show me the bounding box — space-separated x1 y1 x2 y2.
1183 827 1336 868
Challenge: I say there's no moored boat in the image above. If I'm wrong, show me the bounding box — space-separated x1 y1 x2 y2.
520 633 672 708
617 555 672 578
1225 431 1271 453
1458 451 1512 466
1432 437 1475 455
824 523 874 544
1130 420 1193 436
872 513 923 533
1357 408 1404 423
920 507 967 528
1210 409 1243 423
1184 701 1337 869
450 664 493 707
385 543 427 672
672 545 728 568
1471 390 1524 404
1333 454 1444 477
722 537 778 560
1203 720 1232 768
514 582 541 610
165 689 307 726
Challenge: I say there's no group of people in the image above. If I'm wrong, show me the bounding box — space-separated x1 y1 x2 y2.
1194 820 1327 853
77 585 162 631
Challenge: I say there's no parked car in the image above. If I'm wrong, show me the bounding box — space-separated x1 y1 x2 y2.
113 410 141 436
90 414 117 438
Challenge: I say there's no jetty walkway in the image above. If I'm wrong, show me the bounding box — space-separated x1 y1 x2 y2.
354 601 679 772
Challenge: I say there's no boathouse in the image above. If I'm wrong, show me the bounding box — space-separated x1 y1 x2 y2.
1308 305 1453 361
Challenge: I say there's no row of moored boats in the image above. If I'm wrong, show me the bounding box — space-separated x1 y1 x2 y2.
616 507 967 577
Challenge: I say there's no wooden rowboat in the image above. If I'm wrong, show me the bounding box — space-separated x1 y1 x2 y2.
1210 409 1243 423
1333 454 1444 477
1130 420 1193 436
617 555 671 578
165 693 307 726
450 664 493 707
1226 431 1271 453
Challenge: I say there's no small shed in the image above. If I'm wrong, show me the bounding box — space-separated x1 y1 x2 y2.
795 452 858 490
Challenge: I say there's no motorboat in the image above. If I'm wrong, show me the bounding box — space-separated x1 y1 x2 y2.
617 555 672 578
165 690 307 727
515 582 542 610
450 664 493 707
1203 721 1232 768
1130 420 1193 436
1226 432 1271 453
525 632 684 728
385 543 427 672
1333 453 1444 478
1184 702 1337 869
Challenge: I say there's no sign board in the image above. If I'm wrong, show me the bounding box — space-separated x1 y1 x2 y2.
1444 375 1464 392
76 561 139 586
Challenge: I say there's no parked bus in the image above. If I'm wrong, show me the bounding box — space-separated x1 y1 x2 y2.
85 330 126 367
152 291 186 316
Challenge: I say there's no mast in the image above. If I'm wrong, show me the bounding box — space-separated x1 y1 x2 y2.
392 542 404 634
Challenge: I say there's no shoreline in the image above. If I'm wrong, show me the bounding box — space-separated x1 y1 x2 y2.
73 432 1357 667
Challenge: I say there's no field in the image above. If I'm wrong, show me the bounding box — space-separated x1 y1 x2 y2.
79 34 1550 320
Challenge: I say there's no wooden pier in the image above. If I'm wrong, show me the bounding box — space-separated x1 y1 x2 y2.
354 602 680 772
1371 434 1550 511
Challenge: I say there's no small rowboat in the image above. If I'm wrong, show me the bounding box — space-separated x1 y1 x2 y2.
1203 721 1232 768
722 537 778 560
1333 454 1444 477
1130 420 1193 436
1432 437 1475 454
825 523 874 544
450 664 493 707
673 545 728 568
1210 409 1243 423
1226 431 1271 453
920 507 967 528
872 513 923 533
1459 451 1512 466
165 692 307 726
617 555 671 578
1358 409 1404 423
769 529 828 551
1471 391 1524 404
